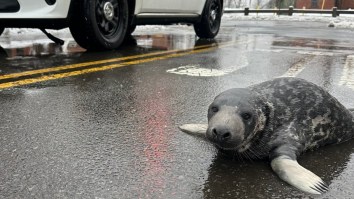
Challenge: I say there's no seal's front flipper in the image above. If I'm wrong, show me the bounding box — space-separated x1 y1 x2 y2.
271 155 328 194
179 124 208 137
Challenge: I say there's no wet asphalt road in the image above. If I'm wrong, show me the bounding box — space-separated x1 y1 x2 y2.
1 19 354 198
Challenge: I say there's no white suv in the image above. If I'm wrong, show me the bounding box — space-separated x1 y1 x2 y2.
0 0 223 50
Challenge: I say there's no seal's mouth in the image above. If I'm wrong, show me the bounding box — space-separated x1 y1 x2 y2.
210 137 252 152
214 144 238 151
211 139 244 151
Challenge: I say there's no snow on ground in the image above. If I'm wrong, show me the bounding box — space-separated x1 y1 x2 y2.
1 13 354 38
223 12 354 29
3 26 66 35
1 24 192 38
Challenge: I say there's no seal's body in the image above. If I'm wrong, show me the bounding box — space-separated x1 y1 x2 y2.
179 77 354 195
251 78 354 154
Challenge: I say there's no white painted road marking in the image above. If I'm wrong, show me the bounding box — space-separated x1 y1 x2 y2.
280 55 316 77
167 57 248 77
167 65 228 76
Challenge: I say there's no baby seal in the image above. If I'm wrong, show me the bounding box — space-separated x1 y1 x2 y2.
179 77 354 194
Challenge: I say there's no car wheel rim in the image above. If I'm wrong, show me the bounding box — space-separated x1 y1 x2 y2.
209 0 220 33
96 0 120 37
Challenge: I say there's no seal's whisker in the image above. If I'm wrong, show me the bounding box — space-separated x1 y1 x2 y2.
243 151 254 161
248 148 262 160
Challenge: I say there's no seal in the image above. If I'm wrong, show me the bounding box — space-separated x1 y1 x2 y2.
179 77 354 195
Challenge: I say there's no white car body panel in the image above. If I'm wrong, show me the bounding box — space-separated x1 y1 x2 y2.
0 0 71 19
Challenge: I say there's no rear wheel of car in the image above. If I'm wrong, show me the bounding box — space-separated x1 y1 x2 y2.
194 0 222 39
69 0 129 50
0 27 4 36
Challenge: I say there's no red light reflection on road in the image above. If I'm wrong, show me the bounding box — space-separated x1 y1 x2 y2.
136 90 174 198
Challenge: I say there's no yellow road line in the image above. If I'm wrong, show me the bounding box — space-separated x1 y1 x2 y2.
0 42 229 81
0 41 240 89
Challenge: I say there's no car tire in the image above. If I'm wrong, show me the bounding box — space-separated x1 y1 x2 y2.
194 0 222 39
69 0 129 50
0 27 4 36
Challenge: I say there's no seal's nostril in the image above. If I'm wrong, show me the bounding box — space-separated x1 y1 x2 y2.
212 128 218 136
223 132 231 139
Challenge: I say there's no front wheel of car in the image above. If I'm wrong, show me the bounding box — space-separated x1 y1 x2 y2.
0 27 4 36
69 0 129 50
194 0 222 39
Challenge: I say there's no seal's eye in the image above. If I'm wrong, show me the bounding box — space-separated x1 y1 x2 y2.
241 113 252 120
211 106 219 113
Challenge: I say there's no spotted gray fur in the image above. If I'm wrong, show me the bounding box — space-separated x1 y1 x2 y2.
179 77 354 195
249 77 354 158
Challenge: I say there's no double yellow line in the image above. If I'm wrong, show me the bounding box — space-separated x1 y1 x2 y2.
0 40 245 89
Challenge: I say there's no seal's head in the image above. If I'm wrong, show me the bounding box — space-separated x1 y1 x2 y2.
206 88 268 152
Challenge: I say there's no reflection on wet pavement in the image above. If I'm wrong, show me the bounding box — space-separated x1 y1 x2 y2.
0 39 84 58
0 34 201 59
203 139 354 199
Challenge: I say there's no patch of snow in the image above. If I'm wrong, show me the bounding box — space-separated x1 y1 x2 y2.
134 24 194 34
3 28 70 36
1 13 353 40
223 13 354 29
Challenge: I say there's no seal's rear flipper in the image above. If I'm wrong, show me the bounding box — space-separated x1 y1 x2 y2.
179 124 208 137
271 155 329 195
